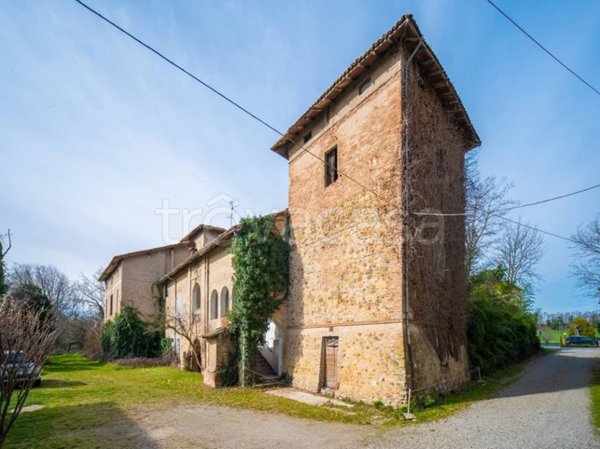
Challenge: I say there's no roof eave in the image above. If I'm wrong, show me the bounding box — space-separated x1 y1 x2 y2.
270 14 480 157
99 242 189 282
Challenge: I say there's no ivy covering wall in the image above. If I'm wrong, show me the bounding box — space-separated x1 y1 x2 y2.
228 215 289 386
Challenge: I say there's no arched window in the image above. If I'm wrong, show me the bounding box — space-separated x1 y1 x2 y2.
220 287 230 317
210 290 218 320
192 283 201 311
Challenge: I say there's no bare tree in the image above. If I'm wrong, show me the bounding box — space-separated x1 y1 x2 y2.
572 215 600 301
0 230 11 297
8 264 76 317
0 297 56 448
74 268 105 321
166 312 202 371
493 219 544 288
465 153 516 275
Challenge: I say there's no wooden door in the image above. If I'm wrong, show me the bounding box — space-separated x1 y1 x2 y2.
323 337 339 389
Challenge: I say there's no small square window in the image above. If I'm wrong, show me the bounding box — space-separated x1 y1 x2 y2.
358 77 372 95
324 146 338 187
304 131 312 144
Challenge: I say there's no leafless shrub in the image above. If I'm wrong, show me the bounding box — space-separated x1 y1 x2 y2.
166 312 202 371
0 298 56 448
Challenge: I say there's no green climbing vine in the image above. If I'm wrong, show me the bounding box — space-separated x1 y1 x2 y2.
228 215 289 386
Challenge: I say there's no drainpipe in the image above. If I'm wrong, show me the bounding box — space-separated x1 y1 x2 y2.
402 37 422 404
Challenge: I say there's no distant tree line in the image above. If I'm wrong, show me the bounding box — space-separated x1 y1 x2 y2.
540 311 600 333
1 260 105 358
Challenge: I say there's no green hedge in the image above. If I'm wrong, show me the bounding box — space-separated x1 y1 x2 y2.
101 305 162 359
467 267 540 375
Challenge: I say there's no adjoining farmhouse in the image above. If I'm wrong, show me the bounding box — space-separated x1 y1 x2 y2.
101 14 479 406
99 224 224 322
158 211 288 387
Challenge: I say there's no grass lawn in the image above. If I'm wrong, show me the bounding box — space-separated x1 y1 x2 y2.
592 365 600 432
5 354 523 448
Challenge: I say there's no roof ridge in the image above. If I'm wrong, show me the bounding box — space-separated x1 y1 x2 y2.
270 14 479 157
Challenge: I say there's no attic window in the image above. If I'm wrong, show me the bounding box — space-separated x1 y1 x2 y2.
304 131 312 144
324 146 338 187
358 77 372 95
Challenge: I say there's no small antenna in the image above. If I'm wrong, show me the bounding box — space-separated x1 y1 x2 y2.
228 201 237 227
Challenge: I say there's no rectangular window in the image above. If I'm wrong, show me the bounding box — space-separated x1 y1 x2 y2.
324 146 338 187
109 294 113 316
358 77 372 95
303 131 312 144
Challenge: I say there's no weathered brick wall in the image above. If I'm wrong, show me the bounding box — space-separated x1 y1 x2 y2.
403 47 470 392
104 265 122 321
284 48 409 405
120 246 188 321
165 267 194 367
206 247 234 333
164 243 235 385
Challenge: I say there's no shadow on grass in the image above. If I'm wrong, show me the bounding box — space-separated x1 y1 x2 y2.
39 379 87 389
44 356 105 373
5 402 161 449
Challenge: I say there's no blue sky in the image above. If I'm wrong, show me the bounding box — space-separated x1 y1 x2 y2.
1 0 599 313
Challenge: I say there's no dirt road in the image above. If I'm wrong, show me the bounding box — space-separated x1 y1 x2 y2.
138 348 599 449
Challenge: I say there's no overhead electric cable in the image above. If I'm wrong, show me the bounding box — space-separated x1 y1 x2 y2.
411 182 600 217
493 214 577 244
73 0 381 198
74 0 594 246
486 0 600 97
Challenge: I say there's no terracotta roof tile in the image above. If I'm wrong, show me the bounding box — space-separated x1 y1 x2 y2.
271 14 480 158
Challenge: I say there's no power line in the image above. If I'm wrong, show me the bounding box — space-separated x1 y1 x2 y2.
486 0 600 97
507 182 600 212
493 214 577 244
73 0 380 198
411 181 600 217
73 0 593 246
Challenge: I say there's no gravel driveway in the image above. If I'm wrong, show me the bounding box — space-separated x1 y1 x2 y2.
372 347 600 449
138 348 599 449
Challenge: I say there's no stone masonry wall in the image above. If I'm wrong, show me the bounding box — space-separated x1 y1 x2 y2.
122 246 189 322
284 48 409 405
402 47 471 392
